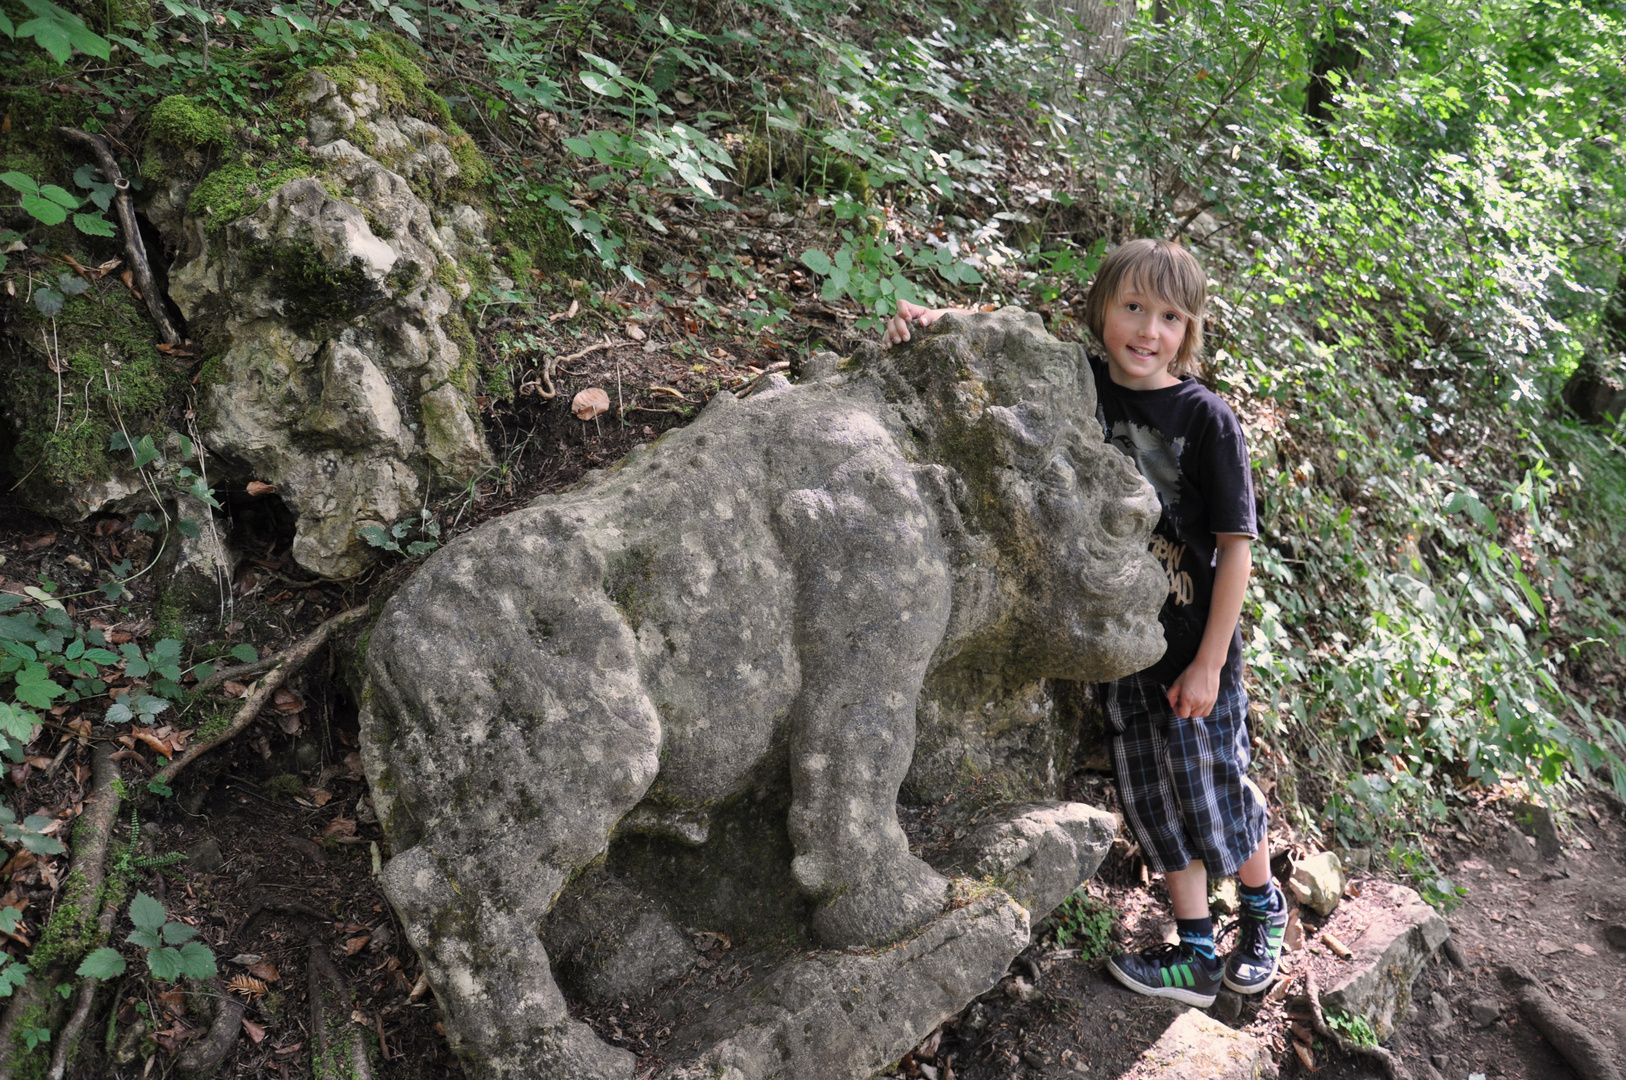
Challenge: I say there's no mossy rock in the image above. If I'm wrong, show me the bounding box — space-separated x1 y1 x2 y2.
187 151 319 236
149 95 233 154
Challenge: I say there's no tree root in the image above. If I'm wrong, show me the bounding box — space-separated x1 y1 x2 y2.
156 604 369 787
1305 966 1412 1080
0 745 123 1080
1499 964 1624 1080
54 128 182 347
308 939 375 1080
174 981 245 1080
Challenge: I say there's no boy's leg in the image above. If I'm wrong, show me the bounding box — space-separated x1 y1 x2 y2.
1224 833 1288 995
1102 675 1224 1008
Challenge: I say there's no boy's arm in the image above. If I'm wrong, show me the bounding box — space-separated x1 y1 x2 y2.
882 298 956 348
1165 533 1252 719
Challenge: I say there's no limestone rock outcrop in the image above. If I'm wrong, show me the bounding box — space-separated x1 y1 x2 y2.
163 68 492 577
358 308 1169 1079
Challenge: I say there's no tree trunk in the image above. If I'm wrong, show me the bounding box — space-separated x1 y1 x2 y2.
1025 0 1131 76
1305 24 1365 128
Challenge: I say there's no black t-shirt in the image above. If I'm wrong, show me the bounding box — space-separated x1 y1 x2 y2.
1087 354 1257 688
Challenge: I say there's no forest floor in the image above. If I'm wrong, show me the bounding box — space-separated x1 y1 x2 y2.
0 303 1617 1080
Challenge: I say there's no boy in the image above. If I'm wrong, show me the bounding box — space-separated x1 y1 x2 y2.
883 239 1285 1007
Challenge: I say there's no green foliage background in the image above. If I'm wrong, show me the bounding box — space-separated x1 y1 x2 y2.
0 0 1624 899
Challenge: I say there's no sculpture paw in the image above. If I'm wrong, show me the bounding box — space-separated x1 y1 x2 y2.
810 853 948 948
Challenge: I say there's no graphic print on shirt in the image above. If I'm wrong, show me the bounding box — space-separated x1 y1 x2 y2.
1150 534 1194 607
1108 420 1185 512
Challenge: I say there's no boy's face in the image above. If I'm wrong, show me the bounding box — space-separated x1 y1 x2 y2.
1100 284 1188 391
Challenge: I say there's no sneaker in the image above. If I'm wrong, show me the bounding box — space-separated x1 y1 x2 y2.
1223 886 1288 994
1106 943 1222 1007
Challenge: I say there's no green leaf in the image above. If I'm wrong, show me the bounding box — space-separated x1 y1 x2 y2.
176 518 200 540
131 435 160 469
0 908 21 936
161 921 197 945
799 250 834 276
129 892 166 932
38 184 77 208
230 644 258 663
579 71 623 97
132 513 161 533
0 173 37 196
76 948 125 980
0 11 13 36
19 833 63 856
125 926 159 949
65 21 108 59
146 945 182 983
73 212 115 237
386 3 419 37
32 288 63 318
81 648 118 665
176 940 216 981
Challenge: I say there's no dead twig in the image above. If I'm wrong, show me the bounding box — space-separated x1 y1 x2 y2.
1305 966 1411 1080
54 128 181 346
155 605 369 786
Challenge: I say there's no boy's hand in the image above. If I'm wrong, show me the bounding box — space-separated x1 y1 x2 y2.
1166 662 1220 720
882 299 948 348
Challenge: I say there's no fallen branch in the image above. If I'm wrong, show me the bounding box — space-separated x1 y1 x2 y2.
54 128 181 346
156 605 369 787
1499 964 1624 1080
1305 966 1411 1080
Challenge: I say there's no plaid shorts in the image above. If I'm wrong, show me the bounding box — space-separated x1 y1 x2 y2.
1104 671 1268 876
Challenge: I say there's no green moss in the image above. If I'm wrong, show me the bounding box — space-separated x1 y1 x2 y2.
31 872 94 972
188 150 318 234
197 355 228 389
9 999 50 1071
261 774 306 801
149 95 233 153
3 282 188 506
491 190 578 281
603 547 657 632
154 589 186 643
242 239 386 337
193 709 233 743
439 313 478 394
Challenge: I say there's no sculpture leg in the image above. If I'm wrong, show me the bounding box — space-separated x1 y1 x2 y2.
383 836 635 1080
775 462 954 947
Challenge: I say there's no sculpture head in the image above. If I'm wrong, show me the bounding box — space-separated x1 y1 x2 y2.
853 307 1168 682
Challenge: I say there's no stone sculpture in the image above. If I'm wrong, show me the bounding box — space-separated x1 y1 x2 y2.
358 308 1168 1079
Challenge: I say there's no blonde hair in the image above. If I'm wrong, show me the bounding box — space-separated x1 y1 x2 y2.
1083 239 1209 377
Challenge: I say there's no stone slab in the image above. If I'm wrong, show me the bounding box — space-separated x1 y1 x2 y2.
664 891 1029 1080
1319 881 1449 1041
1116 1009 1265 1080
946 802 1118 922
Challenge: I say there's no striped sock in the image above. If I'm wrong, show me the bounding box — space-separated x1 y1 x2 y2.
1239 881 1278 917
1175 917 1216 962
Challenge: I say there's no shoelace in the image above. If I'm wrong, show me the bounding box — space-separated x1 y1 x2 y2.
1219 913 1274 960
